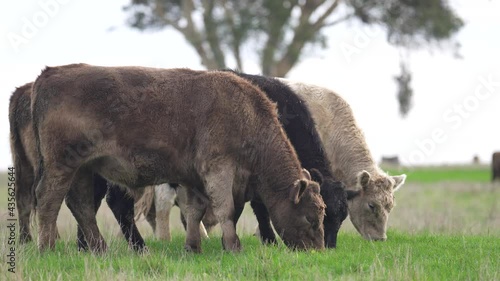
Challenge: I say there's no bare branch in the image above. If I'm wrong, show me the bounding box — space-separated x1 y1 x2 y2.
312 0 341 29
221 0 243 70
322 13 355 28
181 0 218 69
274 27 310 77
261 0 299 75
153 1 182 30
202 0 226 69
272 0 321 76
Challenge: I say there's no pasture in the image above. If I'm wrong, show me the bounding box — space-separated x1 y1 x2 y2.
0 165 499 280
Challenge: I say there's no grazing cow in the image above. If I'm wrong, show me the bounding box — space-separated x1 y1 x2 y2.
493 152 500 182
230 71 349 248
31 64 326 253
278 79 407 241
9 83 37 244
134 71 350 248
8 83 146 251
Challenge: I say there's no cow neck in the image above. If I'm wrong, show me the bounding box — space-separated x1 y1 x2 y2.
252 125 302 209
333 145 379 188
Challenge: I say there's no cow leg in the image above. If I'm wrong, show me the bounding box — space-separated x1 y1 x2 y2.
178 189 210 239
65 168 107 254
35 170 72 252
179 212 209 239
154 184 176 241
145 200 156 233
323 218 339 248
179 210 187 231
205 164 240 252
220 202 245 248
16 167 35 244
233 203 245 224
201 205 219 234
77 174 107 251
250 200 277 245
105 184 146 252
183 187 207 253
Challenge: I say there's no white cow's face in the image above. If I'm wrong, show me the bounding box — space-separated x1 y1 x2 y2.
346 171 406 241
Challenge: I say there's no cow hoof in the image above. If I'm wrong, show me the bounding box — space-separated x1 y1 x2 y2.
136 246 150 255
223 244 242 253
325 243 337 249
157 234 171 242
260 236 277 245
38 241 56 253
19 233 32 244
77 240 89 252
89 241 108 255
78 245 89 252
130 243 148 253
184 244 202 253
222 237 242 252
91 248 107 255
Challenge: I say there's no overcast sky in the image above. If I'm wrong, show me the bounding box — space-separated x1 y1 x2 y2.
1 0 499 171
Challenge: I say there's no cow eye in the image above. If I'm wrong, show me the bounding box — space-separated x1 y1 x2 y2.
300 216 310 227
310 219 319 229
368 203 375 211
303 216 320 229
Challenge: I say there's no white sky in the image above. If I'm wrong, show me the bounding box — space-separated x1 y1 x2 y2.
0 0 499 171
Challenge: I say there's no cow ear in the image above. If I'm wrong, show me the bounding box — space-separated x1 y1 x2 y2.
357 170 371 190
392 174 407 192
301 169 311 181
346 189 360 200
290 179 308 204
309 168 324 184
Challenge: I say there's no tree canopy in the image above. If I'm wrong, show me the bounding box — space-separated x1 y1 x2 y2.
124 0 464 116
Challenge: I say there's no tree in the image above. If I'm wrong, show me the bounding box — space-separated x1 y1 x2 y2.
123 0 463 116
395 60 413 117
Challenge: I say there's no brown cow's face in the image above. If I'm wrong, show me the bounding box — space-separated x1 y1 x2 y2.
346 171 406 241
273 179 326 250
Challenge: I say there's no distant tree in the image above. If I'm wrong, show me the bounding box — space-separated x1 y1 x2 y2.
124 0 463 116
395 60 413 117
493 152 500 182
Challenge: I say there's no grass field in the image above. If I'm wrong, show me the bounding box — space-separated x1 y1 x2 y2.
0 165 499 280
385 164 492 183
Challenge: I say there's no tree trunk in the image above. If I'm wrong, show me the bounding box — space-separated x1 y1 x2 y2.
492 152 500 182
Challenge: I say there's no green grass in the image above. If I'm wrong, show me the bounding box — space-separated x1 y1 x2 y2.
384 165 491 183
0 166 499 280
1 231 498 281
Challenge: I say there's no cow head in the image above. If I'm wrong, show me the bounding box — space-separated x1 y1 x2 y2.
345 170 406 241
272 170 326 250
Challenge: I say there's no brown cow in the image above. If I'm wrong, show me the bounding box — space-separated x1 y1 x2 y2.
9 82 147 251
9 83 37 244
31 64 326 253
